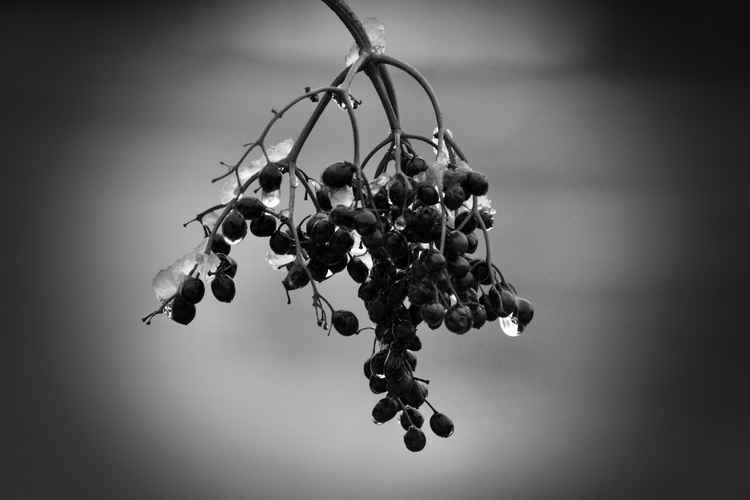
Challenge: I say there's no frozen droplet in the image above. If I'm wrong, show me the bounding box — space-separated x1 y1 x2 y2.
265 138 294 163
499 315 520 337
372 418 385 426
266 250 294 270
449 294 458 306
164 303 173 318
431 127 453 159
329 186 354 207
350 230 367 257
358 252 373 269
217 139 293 203
202 210 220 229
345 17 386 66
261 189 281 208
394 216 406 231
369 174 390 194
152 268 178 302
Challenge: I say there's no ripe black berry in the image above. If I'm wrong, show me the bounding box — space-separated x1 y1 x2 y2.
455 210 477 234
429 412 454 438
307 259 328 282
250 214 277 237
445 304 472 334
330 228 355 254
332 310 359 336
269 230 294 255
322 161 354 188
221 209 247 242
465 171 488 196
259 163 282 192
171 296 196 325
236 196 265 219
354 209 378 235
420 303 445 329
403 426 426 452
211 274 236 302
466 232 479 254
416 183 439 205
443 184 466 210
316 189 333 210
210 233 231 255
347 258 369 283
444 231 468 257
369 375 388 394
283 262 310 290
402 156 428 177
499 287 517 318
446 256 470 278
471 303 487 328
516 297 534 326
372 397 399 423
179 276 205 304
400 406 424 430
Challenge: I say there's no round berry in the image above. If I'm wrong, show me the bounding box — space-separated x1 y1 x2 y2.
416 183 439 205
322 161 354 188
466 232 479 254
516 297 534 326
499 288 517 318
443 184 466 210
354 209 378 235
429 412 455 438
445 231 469 257
259 163 282 192
210 234 231 255
170 296 196 325
250 214 277 237
455 210 477 234
465 171 489 196
369 375 388 394
211 274 236 303
216 253 237 278
179 276 205 304
307 259 328 282
445 304 472 334
236 196 265 219
420 303 445 328
446 256 470 278
347 258 369 283
316 189 333 211
403 156 428 177
332 310 359 336
403 426 427 452
400 406 424 430
269 230 293 255
221 210 247 242
471 303 487 329
330 206 356 228
282 263 310 290
372 397 399 423
330 228 355 254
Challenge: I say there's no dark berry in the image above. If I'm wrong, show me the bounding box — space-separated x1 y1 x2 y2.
516 297 534 326
465 171 489 196
354 209 378 235
210 234 231 255
330 205 356 227
259 163 282 192
444 231 468 257
420 303 445 329
466 232 479 254
170 296 196 325
282 262 310 290
423 251 446 273
443 184 466 210
455 210 477 234
236 196 265 219
216 253 237 278
330 228 354 254
316 189 332 211
372 397 399 423
443 168 468 188
221 210 247 242
446 256 470 278
429 412 454 438
471 303 487 329
250 214 276 237
211 274 236 302
357 280 379 301
307 259 328 282
499 288 517 318
403 426 427 452
403 156 428 177
322 161 354 188
332 310 359 336
269 230 293 255
445 304 472 334
400 406 425 430
369 375 388 394
347 257 369 283
179 277 205 304
416 183 439 205
406 335 422 352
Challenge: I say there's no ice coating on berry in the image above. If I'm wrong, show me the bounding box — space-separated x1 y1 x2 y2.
329 186 354 207
218 139 293 203
261 189 281 208
499 315 520 337
152 268 178 303
345 17 385 66
265 250 294 270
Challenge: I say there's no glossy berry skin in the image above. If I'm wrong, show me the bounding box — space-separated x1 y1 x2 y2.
499 288 517 318
269 230 293 255
347 258 369 283
354 209 378 235
443 184 466 210
403 426 426 452
322 161 354 188
221 210 247 242
447 256 470 278
372 397 399 423
171 296 196 325
369 375 388 394
516 297 534 326
179 277 205 304
283 263 310 290
259 163 282 192
250 214 277 237
402 156 428 177
445 304 472 334
416 183 439 205
421 303 446 329
211 274 236 303
332 310 359 336
429 412 455 438
444 231 469 258
236 196 265 219
210 234 231 255
400 406 424 430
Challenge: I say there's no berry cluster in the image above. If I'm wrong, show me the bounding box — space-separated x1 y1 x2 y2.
143 4 534 453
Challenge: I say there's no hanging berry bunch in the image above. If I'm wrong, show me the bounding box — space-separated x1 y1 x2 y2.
142 0 534 453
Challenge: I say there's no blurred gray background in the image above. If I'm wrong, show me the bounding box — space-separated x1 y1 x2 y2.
5 0 749 498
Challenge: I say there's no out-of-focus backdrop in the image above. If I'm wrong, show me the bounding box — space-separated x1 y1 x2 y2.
6 1 749 498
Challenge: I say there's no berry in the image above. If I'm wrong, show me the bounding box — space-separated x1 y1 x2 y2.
499 287 517 318
443 184 466 210
307 259 328 282
283 262 310 290
372 397 399 423
179 277 205 304
354 209 378 235
400 406 424 430
307 216 334 244
444 231 468 257
369 375 388 394
332 310 359 336
402 156 428 177
423 251 446 273
250 214 276 237
471 303 487 329
406 335 422 352
416 183 439 205
259 163 282 192
269 230 293 255
465 171 488 196
403 426 426 452
347 258 369 283
330 206 356 227
466 232 479 254
420 303 445 328
516 297 534 326
211 274 236 302
330 228 355 254
221 210 247 242
443 168 468 188
322 161 354 188
210 234 231 255
316 189 333 211
429 412 455 438
236 196 265 219
171 296 196 325
357 280 379 301
445 304 472 334
446 256 470 278
455 210 477 234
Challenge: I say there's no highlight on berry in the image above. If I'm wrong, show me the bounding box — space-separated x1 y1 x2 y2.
141 0 534 453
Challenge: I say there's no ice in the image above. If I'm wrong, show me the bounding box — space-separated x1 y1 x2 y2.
266 250 295 270
202 209 220 229
345 17 386 66
499 316 520 337
358 252 373 269
261 189 281 208
217 139 293 203
430 127 453 160
152 268 178 302
350 230 367 257
369 174 391 194
152 240 217 301
329 186 354 207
